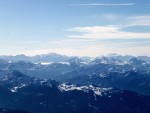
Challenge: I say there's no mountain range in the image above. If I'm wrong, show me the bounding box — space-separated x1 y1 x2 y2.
0 53 150 113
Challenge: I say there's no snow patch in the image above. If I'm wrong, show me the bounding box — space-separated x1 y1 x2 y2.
58 83 111 96
59 62 70 65
10 84 26 93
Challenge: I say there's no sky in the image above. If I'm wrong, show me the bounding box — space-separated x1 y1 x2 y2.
0 0 150 57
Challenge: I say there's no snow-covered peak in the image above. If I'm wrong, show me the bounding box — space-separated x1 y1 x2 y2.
90 57 124 65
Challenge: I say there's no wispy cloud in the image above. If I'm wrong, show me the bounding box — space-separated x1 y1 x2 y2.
70 3 136 6
90 15 150 26
68 25 150 39
126 16 150 26
67 15 150 40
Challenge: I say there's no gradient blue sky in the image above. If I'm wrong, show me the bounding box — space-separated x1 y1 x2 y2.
0 0 150 56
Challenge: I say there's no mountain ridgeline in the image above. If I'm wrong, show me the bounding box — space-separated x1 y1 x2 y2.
0 53 150 113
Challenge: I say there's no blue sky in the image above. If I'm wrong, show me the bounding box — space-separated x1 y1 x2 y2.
0 0 150 56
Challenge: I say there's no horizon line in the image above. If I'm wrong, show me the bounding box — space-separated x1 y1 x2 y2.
0 52 150 57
